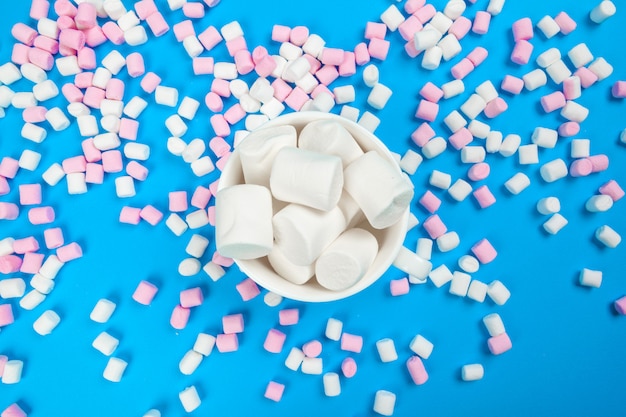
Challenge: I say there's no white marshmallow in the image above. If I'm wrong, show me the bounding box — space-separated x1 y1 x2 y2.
124 26 148 46
315 228 378 291
191 155 216 176
77 115 99 137
39 255 64 279
430 170 452 189
462 364 484 381
461 146 486 163
298 119 364 167
31 274 55 294
67 102 90 118
428 264 454 287
460 94 486 119
102 50 126 75
123 96 148 119
202 261 225 282
263 291 283 307
230 79 249 98
441 79 464 99
117 10 139 31
399 150 422 175
437 231 460 252
103 0 126 20
579 268 602 288
90 298 116 323
18 149 42 171
409 334 434 359
392 246 432 280
185 210 209 229
357 111 380 132
101 115 120 133
124 143 150 161
239 94 261 113
531 127 558 149
45 107 70 131
42 163 65 186
282 56 311 83
260 98 286 118
213 62 238 80
237 124 297 187
380 4 405 31
179 386 201 413
444 0 466 19
475 81 499 103
458 255 480 273
179 350 203 375
37 17 60 38
268 244 315 285
215 184 274 260
55 56 81 76
376 338 398 362
340 105 360 122
487 280 510 305
595 225 621 248
271 55 288 78
363 64 379 88
165 114 187 137
483 313 505 336
467 280 488 302
325 318 343 341
430 12 453 33
100 99 124 117
185 234 209 258
416 238 433 261
485 130 503 153
586 195 613 212
249 78 274 103
33 310 60 335
33 79 59 101
546 60 571 84
590 1 616 23
245 114 269 132
448 178 472 201
323 372 341 397
344 151 413 229
93 331 119 356
0 278 26 298
540 159 568 182
12 92 37 109
486 0 505 15
1 360 23 384
155 86 179 107
518 144 539 165
568 43 594 68
468 120 490 139
183 36 204 58
19 289 46 310
373 390 396 416
301 357 323 375
537 197 561 215
543 213 568 234
143 410 160 417
182 138 205 163
93 132 121 150
523 69 547 91
588 57 613 80
178 258 201 276
536 48 561 68
536 16 560 39
273 204 346 266
167 137 187 156
560 101 589 123
438 34 462 61
166 213 188 236
302 34 325 58
499 134 521 157
571 139 590 158
449 271 471 296
220 21 244 41
367 83 393 110
421 46 443 70
193 333 216 356
21 123 46 143
115 176 135 198
92 67 112 89
444 110 467 133
504 172 531 195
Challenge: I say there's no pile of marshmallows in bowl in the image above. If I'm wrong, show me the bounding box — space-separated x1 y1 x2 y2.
215 112 414 302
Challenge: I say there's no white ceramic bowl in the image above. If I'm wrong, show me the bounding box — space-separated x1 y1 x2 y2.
217 112 409 302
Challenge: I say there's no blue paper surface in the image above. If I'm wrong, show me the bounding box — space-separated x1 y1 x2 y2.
0 0 625 416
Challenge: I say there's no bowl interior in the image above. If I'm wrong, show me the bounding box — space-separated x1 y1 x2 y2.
217 112 409 302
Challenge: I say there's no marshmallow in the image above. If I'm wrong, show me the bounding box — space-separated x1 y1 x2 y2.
537 197 561 215
103 357 127 382
315 228 378 291
33 310 61 335
237 125 297 187
273 204 346 266
393 246 432 280
298 119 364 166
268 244 315 285
462 364 484 381
93 332 119 356
540 159 568 182
579 268 602 288
179 350 203 375
590 1 616 23
586 195 613 212
90 299 116 323
344 151 413 229
544 213 568 235
323 372 341 397
373 390 396 416
595 225 621 248
179 386 201 412
0 278 26 298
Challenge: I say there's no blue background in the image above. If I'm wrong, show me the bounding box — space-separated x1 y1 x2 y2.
1 0 625 416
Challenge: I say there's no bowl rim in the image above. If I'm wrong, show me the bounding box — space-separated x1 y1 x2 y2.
217 111 409 302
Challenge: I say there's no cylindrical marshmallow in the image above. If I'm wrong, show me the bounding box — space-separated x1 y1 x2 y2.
179 386 201 412
298 119 364 167
323 372 341 397
586 195 613 212
33 310 60 335
179 350 203 375
215 184 273 260
103 357 127 382
590 1 616 24
373 390 396 416
267 244 314 285
595 225 621 248
540 159 568 182
462 364 484 381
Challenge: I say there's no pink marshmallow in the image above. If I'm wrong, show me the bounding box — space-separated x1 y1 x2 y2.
302 340 323 357
449 128 473 150
311 84 333 100
279 308 299 326
55 0 77 17
146 12 170 37
83 26 107 48
264 381 285 402
209 137 231 158
183 2 205 18
483 97 508 118
62 83 84 103
341 333 363 353
569 158 593 177
512 17 533 41
234 50 255 75
255 55 277 77
216 153 231 172
423 214 447 239
599 180 624 202
170 305 191 330
134 0 158 19
118 118 139 140
0 157 19 178
207 206 216 226
415 99 439 122
236 277 261 301
0 255 22 273
284 87 309 111
563 77 581 100
19 183 42 205
63 155 87 174
558 121 580 137
56 242 83 262
210 114 230 137
11 44 31 66
414 4 436 23
271 25 291 43
11 23 37 46
321 48 345 66
83 86 106 108
28 207 55 225
540 91 566 112
472 11 491 35
20 252 45 274
419 190 441 213
451 58 475 80
341 357 357 378
554 11 577 35
216 333 239 352
85 163 104 184
264 329 286 353
252 46 268 64
133 280 158 305
1 403 27 417
44 227 64 249
180 287 204 308
574 67 598 89
390 277 410 296
140 205 163 226
501 75 524 95
226 36 247 57
212 251 233 267
404 0 426 14
449 16 472 40
33 35 59 54
22 106 47 123
56 16 76 31
468 162 490 182
119 206 142 225
315 65 339 86
411 122 435 147
0 203 19 221
173 20 195 42
338 51 356 77
140 72 161 94
13 236 39 254
75 2 97 30
467 47 488 67
365 22 387 40
169 191 188 212
126 161 148 181
59 29 85 51
0 304 15 327
77 47 96 70
101 150 123 173
75 71 93 88
398 15 423 41
407 356 429 385
126 52 145 78
224 103 246 125
612 81 626 98
614 296 626 315
471 238 497 264
30 0 50 20
211 78 231 97
191 186 212 209
368 38 390 61
198 25 222 50
588 154 609 173
28 47 54 71
0 354 8 375
192 57 214 75
510 40 533 65
102 21 125 45
354 42 371 65
0 177 9 196
419 82 443 103
473 185 496 209
222 313 244 334
488 332 512 355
